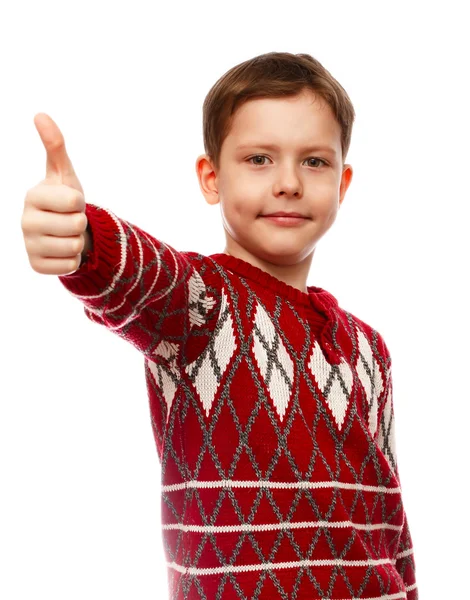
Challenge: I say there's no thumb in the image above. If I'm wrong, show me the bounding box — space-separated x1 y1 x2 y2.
34 112 84 195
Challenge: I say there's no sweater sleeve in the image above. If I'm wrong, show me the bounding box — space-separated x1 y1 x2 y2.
376 361 419 600
57 203 220 366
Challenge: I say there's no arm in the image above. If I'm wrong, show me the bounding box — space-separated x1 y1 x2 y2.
376 362 419 599
58 202 221 365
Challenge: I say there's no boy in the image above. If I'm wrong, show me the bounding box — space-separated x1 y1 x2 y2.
21 51 418 599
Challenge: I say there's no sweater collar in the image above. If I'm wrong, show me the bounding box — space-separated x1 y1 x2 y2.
208 253 339 315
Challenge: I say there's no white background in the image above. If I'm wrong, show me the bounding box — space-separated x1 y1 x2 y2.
1 1 468 598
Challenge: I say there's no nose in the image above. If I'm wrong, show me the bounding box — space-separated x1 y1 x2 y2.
273 166 303 197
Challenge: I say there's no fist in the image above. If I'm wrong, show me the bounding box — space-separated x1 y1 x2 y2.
21 113 89 275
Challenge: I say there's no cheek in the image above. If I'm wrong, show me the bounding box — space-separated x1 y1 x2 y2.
233 199 250 217
324 203 339 227
225 196 257 219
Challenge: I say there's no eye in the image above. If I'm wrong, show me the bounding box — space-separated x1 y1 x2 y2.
247 155 270 166
246 155 327 168
304 157 327 168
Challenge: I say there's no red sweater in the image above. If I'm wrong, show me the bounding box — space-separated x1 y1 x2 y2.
59 203 418 600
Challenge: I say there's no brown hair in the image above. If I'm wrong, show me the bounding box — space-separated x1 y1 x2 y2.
202 51 355 172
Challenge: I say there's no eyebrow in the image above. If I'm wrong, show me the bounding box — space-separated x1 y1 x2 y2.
235 142 338 157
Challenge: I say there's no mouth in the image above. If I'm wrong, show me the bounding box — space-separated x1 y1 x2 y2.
261 213 308 219
259 214 310 226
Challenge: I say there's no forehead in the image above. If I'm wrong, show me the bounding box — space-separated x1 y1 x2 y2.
226 91 340 152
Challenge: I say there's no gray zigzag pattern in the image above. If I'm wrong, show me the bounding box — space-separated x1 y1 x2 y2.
148 270 401 599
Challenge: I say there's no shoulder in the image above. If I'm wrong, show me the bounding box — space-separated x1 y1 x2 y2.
332 300 392 371
180 251 228 292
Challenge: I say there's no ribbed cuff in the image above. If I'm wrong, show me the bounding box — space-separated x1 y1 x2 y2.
58 203 122 297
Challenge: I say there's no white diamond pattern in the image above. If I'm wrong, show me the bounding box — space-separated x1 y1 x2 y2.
188 270 216 328
377 375 398 472
355 327 385 438
185 290 237 417
307 339 353 431
252 302 294 422
148 340 180 422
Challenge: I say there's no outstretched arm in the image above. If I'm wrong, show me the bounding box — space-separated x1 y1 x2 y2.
58 202 221 367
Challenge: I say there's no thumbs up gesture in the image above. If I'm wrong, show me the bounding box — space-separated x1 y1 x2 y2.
21 113 90 275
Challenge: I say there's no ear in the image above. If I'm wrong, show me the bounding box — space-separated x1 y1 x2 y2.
338 163 353 207
195 154 219 206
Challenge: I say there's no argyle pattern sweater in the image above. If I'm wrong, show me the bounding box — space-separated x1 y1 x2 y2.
58 203 418 600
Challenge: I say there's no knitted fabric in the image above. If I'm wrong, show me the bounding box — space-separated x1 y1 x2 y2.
58 203 418 600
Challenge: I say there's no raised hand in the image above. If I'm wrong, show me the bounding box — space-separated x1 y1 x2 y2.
21 113 90 275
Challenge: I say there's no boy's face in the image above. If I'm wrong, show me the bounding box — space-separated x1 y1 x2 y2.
196 89 353 269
